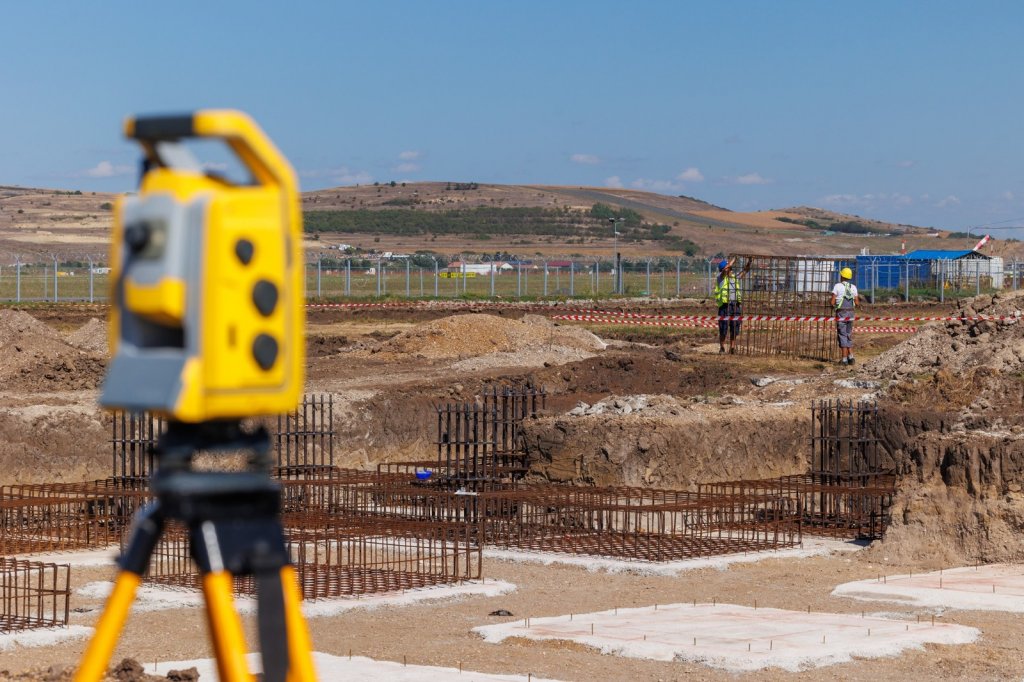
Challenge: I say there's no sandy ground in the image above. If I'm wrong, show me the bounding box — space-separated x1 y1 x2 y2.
4 547 1024 680
1 300 1023 679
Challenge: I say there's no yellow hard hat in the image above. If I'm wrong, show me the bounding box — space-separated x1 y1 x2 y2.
840 267 853 280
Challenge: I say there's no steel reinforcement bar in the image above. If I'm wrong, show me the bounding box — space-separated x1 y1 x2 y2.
731 253 849 361
476 484 801 561
702 472 895 541
0 559 71 632
434 385 546 487
0 478 148 554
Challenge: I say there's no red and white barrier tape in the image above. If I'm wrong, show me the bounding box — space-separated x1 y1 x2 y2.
552 315 919 333
569 309 1020 323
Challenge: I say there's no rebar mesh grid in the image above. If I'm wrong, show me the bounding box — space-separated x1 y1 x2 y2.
732 254 854 361
0 478 148 554
111 412 162 480
476 484 801 561
276 394 335 477
0 559 70 632
111 394 335 480
702 473 895 541
286 512 482 599
435 386 546 487
811 399 882 475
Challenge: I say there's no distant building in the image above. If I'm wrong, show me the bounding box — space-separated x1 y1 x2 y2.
446 261 512 275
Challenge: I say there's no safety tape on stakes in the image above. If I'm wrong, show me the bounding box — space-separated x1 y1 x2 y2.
552 315 919 333
571 309 1021 323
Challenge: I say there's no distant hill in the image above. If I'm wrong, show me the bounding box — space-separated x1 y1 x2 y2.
0 181 1015 262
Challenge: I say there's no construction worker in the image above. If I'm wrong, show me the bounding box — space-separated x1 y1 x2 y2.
831 267 859 365
714 257 750 354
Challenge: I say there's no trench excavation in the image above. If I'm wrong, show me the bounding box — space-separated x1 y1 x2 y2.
0 386 895 636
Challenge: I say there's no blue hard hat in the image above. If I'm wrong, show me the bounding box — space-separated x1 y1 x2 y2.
718 260 729 271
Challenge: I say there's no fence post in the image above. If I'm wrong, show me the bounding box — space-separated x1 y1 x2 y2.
490 263 495 298
516 264 522 298
88 256 94 303
433 259 439 297
976 259 981 296
645 258 651 297
595 258 601 296
53 255 59 302
345 259 351 296
15 257 20 303
543 261 549 297
676 258 681 297
406 259 411 298
376 258 381 297
904 259 909 302
419 267 424 297
939 260 945 303
316 254 322 299
569 262 575 297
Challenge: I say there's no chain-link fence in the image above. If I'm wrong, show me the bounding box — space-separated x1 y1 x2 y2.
4 254 1022 303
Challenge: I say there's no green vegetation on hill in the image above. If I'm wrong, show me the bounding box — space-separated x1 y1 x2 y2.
775 216 885 234
304 203 701 254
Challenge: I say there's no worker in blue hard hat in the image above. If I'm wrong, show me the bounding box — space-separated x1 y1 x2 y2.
831 266 860 365
713 257 751 354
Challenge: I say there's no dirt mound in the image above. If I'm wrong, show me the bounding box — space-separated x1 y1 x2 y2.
860 292 1024 562
864 291 1024 381
0 310 105 391
66 317 109 355
365 313 606 360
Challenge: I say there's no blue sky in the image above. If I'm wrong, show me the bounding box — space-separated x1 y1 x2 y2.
3 1 1024 233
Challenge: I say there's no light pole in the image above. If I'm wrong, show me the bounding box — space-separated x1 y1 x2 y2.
608 218 624 294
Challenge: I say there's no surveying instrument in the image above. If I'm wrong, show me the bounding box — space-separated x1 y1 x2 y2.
75 110 316 682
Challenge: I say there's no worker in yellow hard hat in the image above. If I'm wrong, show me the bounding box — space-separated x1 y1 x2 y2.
830 266 859 365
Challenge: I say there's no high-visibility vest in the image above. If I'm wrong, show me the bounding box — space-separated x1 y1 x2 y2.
714 274 741 305
836 282 856 309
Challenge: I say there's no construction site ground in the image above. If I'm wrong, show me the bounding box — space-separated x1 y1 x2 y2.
1 295 1023 680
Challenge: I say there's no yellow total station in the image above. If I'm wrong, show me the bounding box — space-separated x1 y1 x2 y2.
101 110 305 421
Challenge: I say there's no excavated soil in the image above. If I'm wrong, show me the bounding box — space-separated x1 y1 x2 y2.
852 291 1024 563
2 299 1024 678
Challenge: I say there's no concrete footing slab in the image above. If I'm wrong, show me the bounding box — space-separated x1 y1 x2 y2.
473 602 979 672
146 652 562 681
833 563 1024 611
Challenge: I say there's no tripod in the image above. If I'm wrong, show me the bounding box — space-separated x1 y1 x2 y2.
75 422 316 682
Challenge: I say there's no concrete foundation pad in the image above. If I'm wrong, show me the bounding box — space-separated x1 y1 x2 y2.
833 563 1024 611
146 652 563 681
484 538 863 575
78 579 516 616
473 603 979 672
0 626 92 651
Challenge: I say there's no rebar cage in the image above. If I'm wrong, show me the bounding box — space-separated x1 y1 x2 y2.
0 559 70 632
731 253 854 361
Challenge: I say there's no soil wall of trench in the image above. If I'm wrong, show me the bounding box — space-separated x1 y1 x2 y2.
873 404 1024 564
521 401 810 489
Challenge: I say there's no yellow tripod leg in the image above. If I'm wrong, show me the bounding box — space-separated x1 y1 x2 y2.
75 572 142 682
202 571 254 682
280 566 316 682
